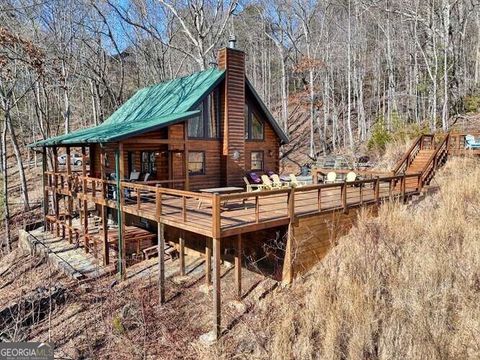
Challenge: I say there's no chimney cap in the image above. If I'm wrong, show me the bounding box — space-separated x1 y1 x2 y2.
228 34 237 49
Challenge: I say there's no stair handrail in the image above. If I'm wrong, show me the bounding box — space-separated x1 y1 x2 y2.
419 133 450 188
393 134 423 175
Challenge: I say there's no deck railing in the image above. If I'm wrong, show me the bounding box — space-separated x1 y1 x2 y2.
215 172 422 234
45 169 423 237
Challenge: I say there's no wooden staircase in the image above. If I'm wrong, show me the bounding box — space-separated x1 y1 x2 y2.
405 149 436 174
393 133 450 190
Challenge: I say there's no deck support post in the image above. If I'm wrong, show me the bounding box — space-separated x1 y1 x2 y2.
66 147 73 243
179 234 185 276
158 221 166 304
213 236 221 339
235 234 242 299
401 174 407 204
205 238 212 285
282 223 294 284
342 181 348 214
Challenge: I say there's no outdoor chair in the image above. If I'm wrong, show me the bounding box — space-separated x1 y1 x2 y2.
261 174 278 189
290 174 308 188
243 176 266 192
247 171 263 186
129 171 141 181
345 171 357 183
324 171 337 183
465 134 480 149
270 174 289 188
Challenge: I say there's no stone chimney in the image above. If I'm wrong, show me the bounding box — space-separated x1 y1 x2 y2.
218 38 246 187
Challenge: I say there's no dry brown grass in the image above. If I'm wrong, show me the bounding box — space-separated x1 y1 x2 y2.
204 156 480 359
370 139 412 172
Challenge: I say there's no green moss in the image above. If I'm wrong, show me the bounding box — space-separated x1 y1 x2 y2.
112 315 125 334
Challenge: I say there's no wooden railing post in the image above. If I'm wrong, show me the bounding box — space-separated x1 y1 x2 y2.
137 186 141 210
182 196 187 222
401 174 406 203
288 187 295 221
255 195 260 223
374 176 380 204
156 186 162 219
212 193 221 238
342 181 348 213
389 179 393 201
317 188 322 212
360 181 364 205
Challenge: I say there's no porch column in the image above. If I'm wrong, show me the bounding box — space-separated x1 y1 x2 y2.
115 143 127 280
235 234 242 299
52 146 60 237
66 147 73 243
158 221 165 304
81 146 89 252
42 148 48 231
100 146 109 265
184 121 189 190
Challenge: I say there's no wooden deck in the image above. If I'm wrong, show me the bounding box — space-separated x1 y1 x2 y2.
46 172 421 238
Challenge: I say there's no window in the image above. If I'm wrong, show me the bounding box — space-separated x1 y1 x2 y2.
140 151 156 174
251 151 264 171
251 113 264 140
127 152 135 174
245 103 264 140
188 151 205 175
188 89 220 139
188 105 204 138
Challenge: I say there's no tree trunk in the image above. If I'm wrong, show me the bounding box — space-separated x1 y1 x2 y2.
6 111 30 211
1 118 11 252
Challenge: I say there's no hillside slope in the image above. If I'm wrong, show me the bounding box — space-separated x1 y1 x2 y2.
204 157 480 359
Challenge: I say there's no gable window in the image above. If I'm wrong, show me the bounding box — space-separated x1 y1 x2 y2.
188 151 205 175
251 151 264 171
245 103 264 140
140 151 156 174
188 89 220 139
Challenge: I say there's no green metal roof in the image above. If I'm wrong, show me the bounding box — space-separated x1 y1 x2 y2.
30 66 289 147
31 68 225 146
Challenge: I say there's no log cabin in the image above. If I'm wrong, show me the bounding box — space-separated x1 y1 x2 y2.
30 40 458 339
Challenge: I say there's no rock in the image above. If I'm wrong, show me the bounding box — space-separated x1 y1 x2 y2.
223 260 234 269
227 300 247 313
198 284 213 294
172 275 190 284
199 330 217 346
